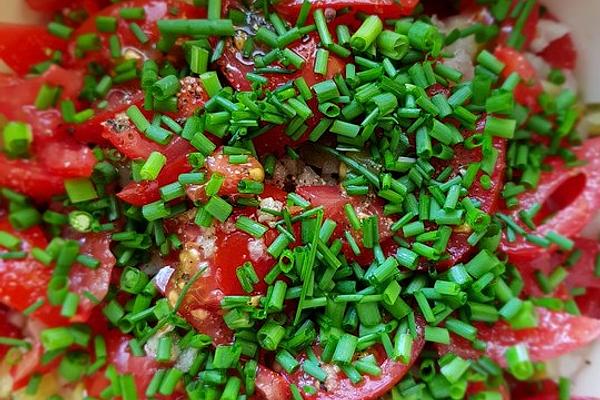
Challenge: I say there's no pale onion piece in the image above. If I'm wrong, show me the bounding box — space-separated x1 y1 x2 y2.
531 18 571 53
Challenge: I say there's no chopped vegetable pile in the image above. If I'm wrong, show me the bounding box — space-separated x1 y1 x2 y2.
0 0 599 399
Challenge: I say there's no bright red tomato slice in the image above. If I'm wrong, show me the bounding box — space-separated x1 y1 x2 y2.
217 28 345 155
501 137 600 266
538 33 577 70
85 330 162 399
0 66 84 142
100 108 164 160
72 84 144 145
273 0 420 28
254 364 293 400
438 308 600 365
36 139 97 178
494 45 543 112
118 155 192 205
0 24 68 76
467 381 511 400
164 186 288 344
66 0 204 70
576 287 600 320
0 155 67 201
296 185 392 265
436 123 506 269
563 238 600 289
280 316 425 400
0 219 115 327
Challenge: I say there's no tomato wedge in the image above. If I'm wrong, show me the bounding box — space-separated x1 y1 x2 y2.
281 316 425 400
538 33 577 70
66 0 204 70
436 125 506 269
494 46 543 112
0 155 67 201
501 137 600 266
296 185 392 265
217 28 345 155
164 187 288 344
0 24 68 76
438 308 600 364
0 66 84 142
0 219 115 326
274 0 420 28
85 330 162 399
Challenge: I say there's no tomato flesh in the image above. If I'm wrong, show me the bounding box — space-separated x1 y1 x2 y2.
0 24 68 76
494 46 543 112
217 29 345 155
501 137 600 265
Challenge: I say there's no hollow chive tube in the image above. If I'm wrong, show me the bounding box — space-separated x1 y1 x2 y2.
313 9 333 46
140 152 167 181
257 321 286 351
505 344 534 380
2 121 32 157
152 75 181 101
48 22 73 39
350 15 383 51
484 116 516 138
376 30 409 60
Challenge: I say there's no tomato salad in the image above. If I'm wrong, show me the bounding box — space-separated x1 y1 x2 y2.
0 0 599 399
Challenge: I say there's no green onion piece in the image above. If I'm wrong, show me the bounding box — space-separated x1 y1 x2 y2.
140 152 167 181
351 15 383 51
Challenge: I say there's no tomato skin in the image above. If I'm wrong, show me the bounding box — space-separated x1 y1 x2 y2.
577 287 600 319
538 33 577 70
438 308 600 365
494 46 543 112
0 219 115 327
0 24 67 76
501 137 600 266
281 316 425 400
101 112 164 160
274 0 420 28
73 85 144 145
